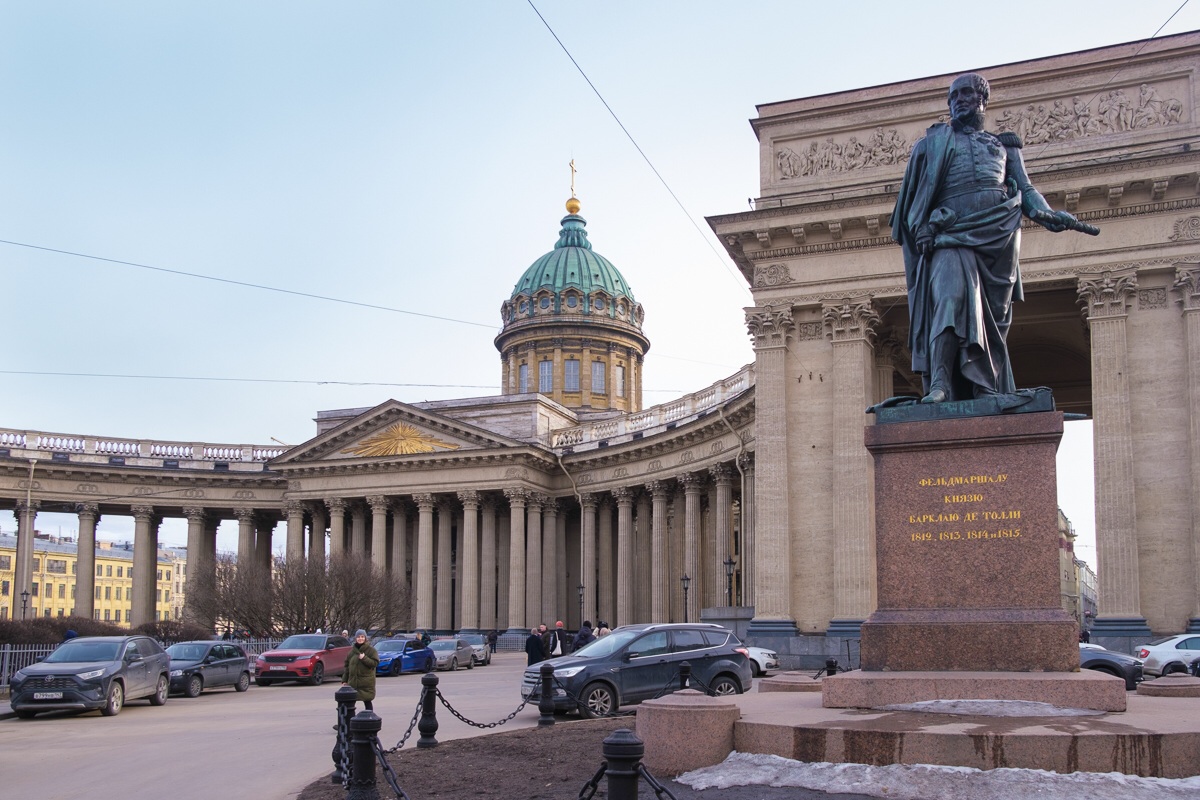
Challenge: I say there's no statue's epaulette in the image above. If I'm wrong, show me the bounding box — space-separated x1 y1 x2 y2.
996 131 1023 148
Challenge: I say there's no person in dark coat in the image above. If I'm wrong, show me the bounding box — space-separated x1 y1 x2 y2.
342 629 379 711
573 621 596 651
486 630 498 654
525 628 545 666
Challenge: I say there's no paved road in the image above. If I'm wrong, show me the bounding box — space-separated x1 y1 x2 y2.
0 652 537 800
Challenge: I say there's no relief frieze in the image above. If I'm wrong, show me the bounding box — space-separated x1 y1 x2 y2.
993 83 1184 144
754 263 793 287
1169 216 1200 241
776 127 910 180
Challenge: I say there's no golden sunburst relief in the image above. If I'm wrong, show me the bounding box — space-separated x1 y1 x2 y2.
343 423 462 457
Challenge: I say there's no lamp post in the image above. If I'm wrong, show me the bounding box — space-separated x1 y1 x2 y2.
577 583 585 627
680 574 691 623
723 557 736 607
20 589 30 620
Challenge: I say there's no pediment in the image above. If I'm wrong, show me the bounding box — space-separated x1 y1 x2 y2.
271 400 524 465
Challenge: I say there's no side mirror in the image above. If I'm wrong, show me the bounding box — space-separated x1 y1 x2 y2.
127 652 143 663
622 652 634 662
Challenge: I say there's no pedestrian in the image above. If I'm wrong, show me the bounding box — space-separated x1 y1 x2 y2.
574 620 596 650
417 629 432 648
547 620 571 657
525 627 545 666
62 629 79 642
486 629 498 654
538 623 552 658
597 623 611 638
342 629 379 711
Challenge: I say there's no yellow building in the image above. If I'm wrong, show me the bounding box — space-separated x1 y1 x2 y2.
0 533 173 625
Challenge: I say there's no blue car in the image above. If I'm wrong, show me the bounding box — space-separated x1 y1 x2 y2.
375 639 434 676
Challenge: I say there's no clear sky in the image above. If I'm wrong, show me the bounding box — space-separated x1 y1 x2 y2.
4 1 1196 562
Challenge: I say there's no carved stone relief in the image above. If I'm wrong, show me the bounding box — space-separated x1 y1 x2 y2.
776 127 910 179
993 83 1184 144
754 263 793 287
1169 216 1200 241
1138 288 1168 310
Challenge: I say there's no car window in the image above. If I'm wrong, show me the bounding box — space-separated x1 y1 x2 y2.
280 634 325 650
702 630 732 647
329 637 350 648
124 640 143 660
630 632 669 658
47 640 119 663
1178 638 1200 650
671 629 709 653
166 643 208 661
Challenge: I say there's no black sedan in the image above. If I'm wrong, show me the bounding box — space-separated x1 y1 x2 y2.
166 641 252 697
1079 643 1143 690
9 635 170 718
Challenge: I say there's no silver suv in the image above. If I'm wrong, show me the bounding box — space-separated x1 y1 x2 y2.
521 622 752 717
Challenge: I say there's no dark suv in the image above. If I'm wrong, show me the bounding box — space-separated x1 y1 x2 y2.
521 622 752 717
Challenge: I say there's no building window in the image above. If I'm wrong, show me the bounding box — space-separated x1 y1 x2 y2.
157 570 162 581
57 609 64 617
104 609 110 621
31 583 38 597
95 587 101 600
71 586 76 599
125 610 131 622
33 558 40 571
93 610 100 620
166 570 171 581
539 360 553 393
96 565 103 577
616 365 626 398
47 559 66 575
44 609 50 618
105 587 111 600
126 588 132 601
58 584 65 599
0 555 9 570
106 565 113 577
117 566 123 578
592 361 606 394
564 359 580 391
1 580 8 596
519 363 529 393
72 562 76 574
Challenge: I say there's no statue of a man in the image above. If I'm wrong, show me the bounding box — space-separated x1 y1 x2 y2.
890 73 1083 403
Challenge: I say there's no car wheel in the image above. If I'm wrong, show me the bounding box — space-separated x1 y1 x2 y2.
184 675 204 698
101 681 125 716
579 682 616 719
234 672 251 692
15 709 37 719
1163 662 1188 676
750 660 762 678
450 657 458 671
149 675 169 706
710 675 742 697
390 661 401 677
466 656 474 670
309 662 325 686
255 676 273 687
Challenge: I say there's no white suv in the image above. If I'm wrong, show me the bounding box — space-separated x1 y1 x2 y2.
1134 634 1200 677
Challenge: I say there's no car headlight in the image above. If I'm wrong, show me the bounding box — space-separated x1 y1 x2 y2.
78 669 105 681
11 669 27 684
170 669 183 677
554 666 585 678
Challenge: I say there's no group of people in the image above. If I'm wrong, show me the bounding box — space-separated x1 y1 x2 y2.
525 620 610 665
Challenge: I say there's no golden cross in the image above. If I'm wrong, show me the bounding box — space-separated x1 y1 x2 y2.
569 159 577 197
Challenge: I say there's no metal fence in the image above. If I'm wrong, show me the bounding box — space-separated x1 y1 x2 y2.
1 644 57 689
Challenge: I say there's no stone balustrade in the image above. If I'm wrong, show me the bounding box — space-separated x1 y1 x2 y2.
0 427 285 471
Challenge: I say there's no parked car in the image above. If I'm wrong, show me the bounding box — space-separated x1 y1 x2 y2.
253 633 353 686
460 633 491 666
166 641 252 696
746 645 779 677
1134 634 1200 677
1079 643 1143 690
375 639 435 676
521 622 752 718
9 635 170 718
428 638 475 671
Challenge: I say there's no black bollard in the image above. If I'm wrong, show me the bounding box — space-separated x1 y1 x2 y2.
603 728 645 800
679 661 691 691
331 685 358 783
346 710 382 800
416 671 439 748
825 657 839 676
538 662 556 727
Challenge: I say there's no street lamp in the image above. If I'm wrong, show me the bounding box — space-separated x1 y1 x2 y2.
20 589 30 620
577 583 585 626
723 557 736 606
680 574 691 623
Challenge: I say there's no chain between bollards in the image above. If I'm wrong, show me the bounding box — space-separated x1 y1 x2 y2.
416 671 440 748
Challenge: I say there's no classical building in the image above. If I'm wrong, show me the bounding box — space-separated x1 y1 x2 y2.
1 33 1196 659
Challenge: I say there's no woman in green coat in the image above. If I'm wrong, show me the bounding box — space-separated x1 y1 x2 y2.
342 629 379 710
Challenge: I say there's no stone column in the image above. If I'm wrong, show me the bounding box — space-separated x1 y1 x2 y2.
181 506 207 626
1173 267 1200 631
131 505 158 627
458 491 480 631
737 453 756 606
823 297 880 632
413 494 436 631
480 497 498 630
525 494 544 628
74 503 99 620
613 487 635 627
709 465 733 606
647 481 670 622
541 498 558 624
350 502 368 555
390 500 409 581
1078 270 1147 636
326 498 347 559
235 508 256 567
581 340 594 407
681 472 704 623
367 495 389 572
745 306 796 634
308 503 328 563
579 493 598 624
285 501 306 564
503 488 527 632
13 499 39 618
255 514 274 570
497 511 511 628
597 498 614 625
556 508 568 623
635 492 651 621
436 498 454 631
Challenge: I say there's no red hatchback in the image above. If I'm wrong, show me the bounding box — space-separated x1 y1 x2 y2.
254 633 352 686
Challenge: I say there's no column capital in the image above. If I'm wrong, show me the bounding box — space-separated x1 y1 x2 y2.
234 507 257 524
284 500 306 517
131 504 156 520
181 506 207 520
412 493 436 510
645 480 671 498
527 492 547 511
15 499 41 514
579 492 598 510
458 489 481 508
1173 265 1200 311
390 498 411 516
366 495 390 513
75 502 101 518
542 497 558 515
611 486 635 506
679 471 705 493
1078 269 1138 319
305 500 328 517
325 497 347 514
745 305 795 349
503 487 528 506
709 463 733 485
736 453 754 473
480 495 497 513
822 296 880 343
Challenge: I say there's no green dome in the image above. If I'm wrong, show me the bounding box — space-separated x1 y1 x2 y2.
510 214 636 303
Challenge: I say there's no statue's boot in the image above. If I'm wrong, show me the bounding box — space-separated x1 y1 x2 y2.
921 330 957 404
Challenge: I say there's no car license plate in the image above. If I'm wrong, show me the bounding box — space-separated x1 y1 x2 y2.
33 692 63 700
270 666 287 671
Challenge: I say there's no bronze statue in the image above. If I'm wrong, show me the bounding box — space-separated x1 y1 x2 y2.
891 73 1097 404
